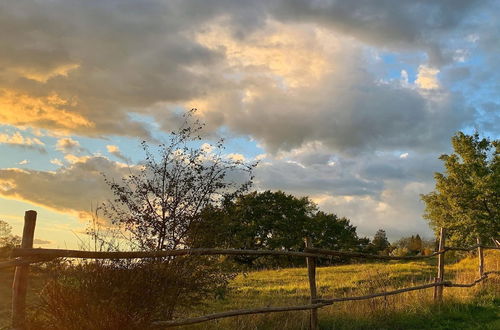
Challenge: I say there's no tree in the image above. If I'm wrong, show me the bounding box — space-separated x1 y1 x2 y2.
90 111 255 321
0 220 20 258
371 229 390 255
103 110 255 251
393 234 423 255
191 191 363 266
409 234 422 253
421 132 500 246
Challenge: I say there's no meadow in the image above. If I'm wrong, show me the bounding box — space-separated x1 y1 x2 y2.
0 251 498 329
177 251 499 329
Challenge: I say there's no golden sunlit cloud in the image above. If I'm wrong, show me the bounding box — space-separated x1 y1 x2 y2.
0 89 93 132
50 159 64 166
0 131 44 147
106 145 128 162
415 65 440 90
196 20 330 89
12 63 80 83
56 137 81 153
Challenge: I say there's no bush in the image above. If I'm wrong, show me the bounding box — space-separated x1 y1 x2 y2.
390 247 409 257
28 257 234 330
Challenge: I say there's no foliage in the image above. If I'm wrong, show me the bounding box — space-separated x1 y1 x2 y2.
0 220 20 259
49 110 254 329
102 109 255 251
393 234 432 256
370 229 391 255
191 190 364 267
390 247 410 257
27 258 233 330
421 132 500 246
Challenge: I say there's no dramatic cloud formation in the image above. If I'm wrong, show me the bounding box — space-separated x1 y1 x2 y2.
0 156 128 219
0 1 495 145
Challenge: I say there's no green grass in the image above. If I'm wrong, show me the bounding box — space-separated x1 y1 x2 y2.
0 251 498 329
176 251 499 329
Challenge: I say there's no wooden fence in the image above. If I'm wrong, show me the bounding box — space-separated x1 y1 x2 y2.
2 210 499 329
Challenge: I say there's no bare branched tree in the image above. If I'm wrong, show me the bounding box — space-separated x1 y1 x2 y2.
103 109 255 251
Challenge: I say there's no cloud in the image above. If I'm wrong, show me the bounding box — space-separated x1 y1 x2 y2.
0 0 490 145
314 181 435 240
106 145 128 162
415 65 440 90
18 160 29 165
0 0 227 138
270 0 484 66
56 137 81 153
0 90 93 134
252 142 443 237
0 131 45 152
50 158 64 166
0 156 129 219
226 153 245 162
192 24 472 154
33 238 52 245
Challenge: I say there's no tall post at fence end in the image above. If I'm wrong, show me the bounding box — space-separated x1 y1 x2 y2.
434 228 446 303
12 210 37 330
477 237 484 278
305 237 318 330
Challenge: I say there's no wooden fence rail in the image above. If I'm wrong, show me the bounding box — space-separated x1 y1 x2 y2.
4 210 500 329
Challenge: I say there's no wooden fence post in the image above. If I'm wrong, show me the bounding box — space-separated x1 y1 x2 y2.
434 228 446 303
304 237 318 330
12 210 37 330
477 237 484 278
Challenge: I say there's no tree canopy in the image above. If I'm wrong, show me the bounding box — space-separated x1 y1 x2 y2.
421 132 500 246
370 229 391 255
190 190 364 266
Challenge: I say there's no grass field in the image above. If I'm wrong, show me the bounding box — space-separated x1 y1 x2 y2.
0 251 498 329
178 251 500 329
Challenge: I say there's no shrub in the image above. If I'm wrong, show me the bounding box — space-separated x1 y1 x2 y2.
28 257 234 330
390 247 409 257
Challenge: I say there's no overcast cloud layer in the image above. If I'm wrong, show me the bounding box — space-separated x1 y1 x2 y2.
1 0 499 241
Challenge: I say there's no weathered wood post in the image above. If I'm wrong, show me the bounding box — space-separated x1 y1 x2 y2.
477 237 484 278
304 237 318 330
434 228 446 303
12 210 37 329
492 237 500 248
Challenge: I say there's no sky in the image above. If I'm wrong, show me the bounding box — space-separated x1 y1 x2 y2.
1 0 499 248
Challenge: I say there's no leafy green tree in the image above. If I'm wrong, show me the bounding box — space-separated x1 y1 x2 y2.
421 132 500 246
371 229 390 255
394 234 425 255
191 191 363 266
409 234 422 253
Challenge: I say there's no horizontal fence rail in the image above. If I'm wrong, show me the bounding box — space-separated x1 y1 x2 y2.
152 302 331 327
4 210 500 330
304 247 446 260
8 245 500 264
10 247 319 260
